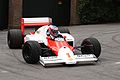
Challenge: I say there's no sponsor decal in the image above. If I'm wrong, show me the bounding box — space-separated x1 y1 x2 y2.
77 54 95 58
55 38 64 41
43 56 57 59
66 53 73 61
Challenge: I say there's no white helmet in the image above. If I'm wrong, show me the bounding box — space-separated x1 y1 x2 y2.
48 25 59 37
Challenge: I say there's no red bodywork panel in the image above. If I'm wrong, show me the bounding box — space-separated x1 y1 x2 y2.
47 37 74 56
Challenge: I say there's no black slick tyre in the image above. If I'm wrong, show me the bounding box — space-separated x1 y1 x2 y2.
22 41 41 64
7 29 23 49
81 37 101 58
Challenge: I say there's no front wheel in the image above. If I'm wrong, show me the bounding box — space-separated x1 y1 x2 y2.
81 37 101 58
22 41 41 64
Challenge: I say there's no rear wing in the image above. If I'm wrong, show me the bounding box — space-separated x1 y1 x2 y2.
21 17 52 35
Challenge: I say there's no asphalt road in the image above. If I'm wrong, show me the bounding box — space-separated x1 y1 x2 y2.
0 24 120 80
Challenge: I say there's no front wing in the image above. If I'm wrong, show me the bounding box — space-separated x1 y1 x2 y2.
39 54 98 66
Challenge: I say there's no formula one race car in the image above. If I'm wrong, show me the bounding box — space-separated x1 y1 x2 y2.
7 17 101 67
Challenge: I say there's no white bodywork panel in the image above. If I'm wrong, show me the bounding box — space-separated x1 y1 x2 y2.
22 17 52 24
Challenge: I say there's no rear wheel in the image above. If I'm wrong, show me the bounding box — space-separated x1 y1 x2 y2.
22 41 41 64
81 37 101 58
7 29 23 49
58 27 70 34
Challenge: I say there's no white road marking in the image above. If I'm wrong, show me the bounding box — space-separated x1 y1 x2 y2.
115 62 120 64
1 70 9 73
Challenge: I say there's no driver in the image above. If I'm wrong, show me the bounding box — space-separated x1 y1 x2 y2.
47 25 62 40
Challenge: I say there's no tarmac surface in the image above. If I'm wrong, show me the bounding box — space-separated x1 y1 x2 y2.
0 24 120 80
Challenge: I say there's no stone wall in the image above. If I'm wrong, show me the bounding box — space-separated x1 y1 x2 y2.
70 0 80 25
8 0 22 29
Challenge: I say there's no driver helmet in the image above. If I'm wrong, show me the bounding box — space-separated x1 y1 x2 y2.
48 25 59 37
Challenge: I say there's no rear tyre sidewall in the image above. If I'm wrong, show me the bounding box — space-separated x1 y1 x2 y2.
58 27 70 34
7 29 23 49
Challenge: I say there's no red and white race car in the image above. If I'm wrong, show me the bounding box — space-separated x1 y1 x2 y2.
7 17 101 67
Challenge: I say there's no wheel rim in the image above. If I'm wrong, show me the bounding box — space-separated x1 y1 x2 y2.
81 40 95 54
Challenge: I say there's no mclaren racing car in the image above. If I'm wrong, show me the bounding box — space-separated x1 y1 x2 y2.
7 17 101 67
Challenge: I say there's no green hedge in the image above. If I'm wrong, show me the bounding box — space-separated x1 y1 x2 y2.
77 0 120 24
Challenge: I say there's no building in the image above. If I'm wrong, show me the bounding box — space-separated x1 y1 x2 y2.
0 0 80 29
